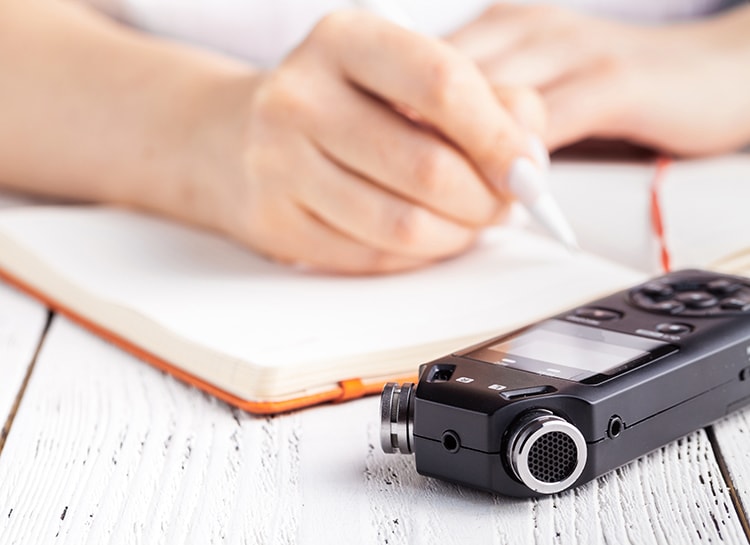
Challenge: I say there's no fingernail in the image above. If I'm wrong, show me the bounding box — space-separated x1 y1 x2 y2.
507 157 548 205
528 134 550 170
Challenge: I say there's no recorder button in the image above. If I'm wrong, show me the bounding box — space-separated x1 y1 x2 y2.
675 291 718 309
656 322 693 335
652 300 685 314
720 298 750 312
670 278 706 291
641 281 674 299
630 292 685 314
500 385 556 400
574 307 621 321
707 279 743 296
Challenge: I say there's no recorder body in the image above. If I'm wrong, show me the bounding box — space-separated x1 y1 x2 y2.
380 269 750 497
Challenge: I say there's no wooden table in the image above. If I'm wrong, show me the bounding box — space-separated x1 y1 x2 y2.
0 282 749 544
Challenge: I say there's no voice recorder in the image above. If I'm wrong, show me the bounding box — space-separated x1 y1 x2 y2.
380 269 750 497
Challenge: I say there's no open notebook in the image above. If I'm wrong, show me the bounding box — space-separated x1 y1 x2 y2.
0 154 747 413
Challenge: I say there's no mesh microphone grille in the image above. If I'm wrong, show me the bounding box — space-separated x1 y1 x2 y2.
527 431 578 483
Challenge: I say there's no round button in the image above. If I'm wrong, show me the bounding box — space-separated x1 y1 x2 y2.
707 279 742 296
651 300 685 314
575 307 622 321
721 298 750 312
641 282 674 299
674 291 718 309
656 322 693 335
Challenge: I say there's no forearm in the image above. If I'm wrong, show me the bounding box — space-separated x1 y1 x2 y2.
668 5 750 149
0 0 258 227
645 3 750 152
709 3 750 146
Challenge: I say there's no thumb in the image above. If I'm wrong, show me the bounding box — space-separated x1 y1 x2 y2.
492 85 547 137
493 85 549 169
542 67 626 150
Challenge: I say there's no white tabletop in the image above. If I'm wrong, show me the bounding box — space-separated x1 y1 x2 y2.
0 280 749 544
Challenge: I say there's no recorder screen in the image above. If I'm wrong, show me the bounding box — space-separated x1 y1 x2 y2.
464 319 675 382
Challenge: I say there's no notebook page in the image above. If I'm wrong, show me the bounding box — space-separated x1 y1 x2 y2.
0 206 644 374
660 154 750 270
545 160 659 273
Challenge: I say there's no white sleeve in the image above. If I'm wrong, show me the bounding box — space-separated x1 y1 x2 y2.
89 0 355 67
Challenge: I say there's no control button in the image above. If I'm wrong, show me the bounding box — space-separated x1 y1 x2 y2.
656 322 693 335
721 298 750 312
670 279 705 291
574 307 622 321
707 279 743 296
500 385 556 401
641 281 674 299
636 328 665 339
455 377 474 384
674 291 718 309
650 300 686 314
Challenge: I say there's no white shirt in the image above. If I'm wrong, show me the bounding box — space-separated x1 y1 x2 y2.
85 0 740 67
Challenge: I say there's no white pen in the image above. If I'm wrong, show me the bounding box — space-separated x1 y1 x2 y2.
356 0 580 251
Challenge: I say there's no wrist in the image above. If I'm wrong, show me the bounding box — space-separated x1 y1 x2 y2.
120 60 262 235
157 70 263 236
697 5 750 148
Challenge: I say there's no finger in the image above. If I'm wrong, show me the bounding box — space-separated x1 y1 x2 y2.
293 140 478 260
479 37 599 89
542 62 630 150
312 11 533 193
308 84 503 227
262 200 430 275
493 86 547 136
446 6 528 61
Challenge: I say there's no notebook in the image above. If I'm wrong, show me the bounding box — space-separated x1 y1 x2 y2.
0 154 747 413
548 153 750 272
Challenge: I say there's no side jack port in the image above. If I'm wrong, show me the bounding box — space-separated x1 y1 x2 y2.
607 415 624 439
441 430 461 453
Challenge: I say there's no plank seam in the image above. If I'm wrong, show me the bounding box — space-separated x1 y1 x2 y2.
705 425 750 544
0 310 53 455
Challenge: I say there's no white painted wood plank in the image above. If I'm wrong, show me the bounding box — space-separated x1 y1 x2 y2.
0 281 48 426
711 408 750 525
0 317 747 544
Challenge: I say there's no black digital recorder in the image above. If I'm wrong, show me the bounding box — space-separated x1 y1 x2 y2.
380 269 750 497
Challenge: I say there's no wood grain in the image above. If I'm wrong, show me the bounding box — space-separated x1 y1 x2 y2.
711 408 750 535
0 283 48 439
0 316 748 544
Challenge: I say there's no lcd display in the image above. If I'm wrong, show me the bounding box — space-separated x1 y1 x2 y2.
488 329 646 375
463 319 675 382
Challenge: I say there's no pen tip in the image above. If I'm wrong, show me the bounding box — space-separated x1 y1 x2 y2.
564 240 582 254
526 194 579 253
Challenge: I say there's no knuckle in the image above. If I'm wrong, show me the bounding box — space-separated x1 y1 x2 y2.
310 10 355 43
412 148 449 195
478 129 518 168
424 55 473 111
252 72 312 123
389 206 428 249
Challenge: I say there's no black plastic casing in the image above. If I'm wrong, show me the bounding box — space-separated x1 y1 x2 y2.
411 269 750 498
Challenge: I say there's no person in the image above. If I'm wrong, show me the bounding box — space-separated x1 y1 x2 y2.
1 1 748 274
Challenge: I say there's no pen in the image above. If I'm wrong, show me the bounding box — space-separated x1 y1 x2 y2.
356 0 580 251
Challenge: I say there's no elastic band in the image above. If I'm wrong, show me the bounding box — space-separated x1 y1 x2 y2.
650 157 673 273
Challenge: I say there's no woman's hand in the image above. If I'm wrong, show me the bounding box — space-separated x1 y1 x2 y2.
448 3 750 155
213 11 545 274
0 3 546 276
